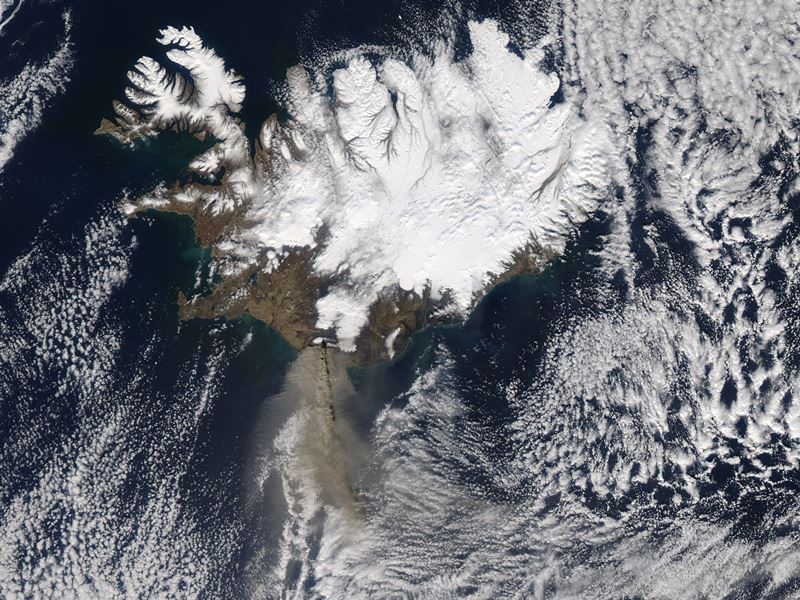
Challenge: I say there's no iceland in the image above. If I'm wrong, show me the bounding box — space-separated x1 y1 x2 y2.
1 0 800 598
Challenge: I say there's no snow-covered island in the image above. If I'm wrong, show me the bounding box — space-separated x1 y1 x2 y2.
98 20 610 365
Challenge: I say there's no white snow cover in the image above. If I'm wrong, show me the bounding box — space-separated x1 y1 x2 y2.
0 10 73 174
116 19 610 351
247 1 800 596
115 25 253 213
124 26 245 130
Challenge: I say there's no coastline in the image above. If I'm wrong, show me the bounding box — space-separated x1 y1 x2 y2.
138 206 558 369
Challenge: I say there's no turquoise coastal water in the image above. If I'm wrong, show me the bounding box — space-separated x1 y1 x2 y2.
0 1 565 592
9 0 799 597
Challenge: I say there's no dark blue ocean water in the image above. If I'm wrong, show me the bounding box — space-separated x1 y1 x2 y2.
6 0 798 597
0 0 571 593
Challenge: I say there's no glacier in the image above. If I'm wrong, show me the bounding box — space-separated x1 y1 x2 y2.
12 0 794 596
104 19 610 352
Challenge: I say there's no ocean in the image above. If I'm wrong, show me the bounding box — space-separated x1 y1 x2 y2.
4 0 800 597
0 0 570 594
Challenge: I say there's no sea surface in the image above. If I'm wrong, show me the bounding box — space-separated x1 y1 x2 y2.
0 0 574 594
4 1 800 598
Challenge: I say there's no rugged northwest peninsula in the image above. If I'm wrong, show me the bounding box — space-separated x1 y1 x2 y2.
98 23 606 366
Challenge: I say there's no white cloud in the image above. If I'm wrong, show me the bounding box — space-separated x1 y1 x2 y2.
0 10 73 174
0 214 239 599
113 18 611 351
243 0 800 596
